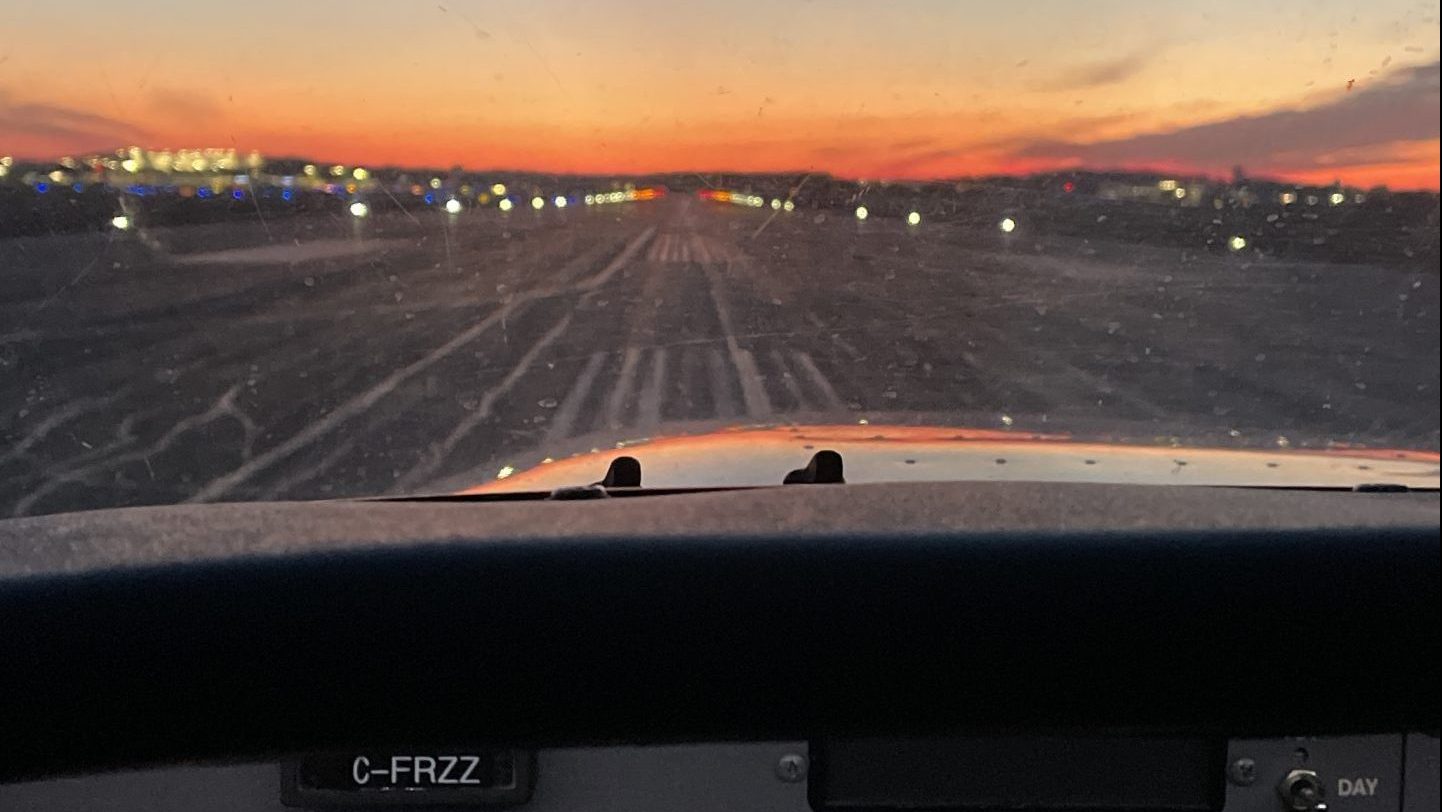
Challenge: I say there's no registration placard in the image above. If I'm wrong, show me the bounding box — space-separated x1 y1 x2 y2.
281 750 533 807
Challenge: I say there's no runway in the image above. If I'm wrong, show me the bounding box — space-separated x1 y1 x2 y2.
2 194 1436 516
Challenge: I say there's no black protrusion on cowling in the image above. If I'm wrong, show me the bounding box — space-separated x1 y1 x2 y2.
783 450 845 484
599 456 642 488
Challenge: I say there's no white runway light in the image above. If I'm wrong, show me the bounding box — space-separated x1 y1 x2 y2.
855 206 869 221
444 198 463 215
531 196 545 210
498 198 514 212
110 215 131 230
999 217 1016 233
349 202 369 218
906 211 921 226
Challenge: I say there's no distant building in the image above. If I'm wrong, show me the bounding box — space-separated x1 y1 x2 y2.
1095 175 1209 207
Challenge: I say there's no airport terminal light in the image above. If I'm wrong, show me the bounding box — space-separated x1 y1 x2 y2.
429 178 443 190
491 183 507 196
1280 191 1297 204
907 211 922 226
554 196 568 208
584 194 595 205
1000 217 1017 233
498 198 514 212
348 201 370 218
444 198 463 214
1329 192 1346 205
771 198 782 210
1228 235 1247 251
783 200 795 212
855 206 868 221
352 168 370 181
1174 187 1187 199
303 164 318 177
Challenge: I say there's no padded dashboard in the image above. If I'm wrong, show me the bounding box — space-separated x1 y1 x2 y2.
0 481 1437 786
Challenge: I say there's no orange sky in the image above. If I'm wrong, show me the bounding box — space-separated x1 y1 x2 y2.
2 0 1438 188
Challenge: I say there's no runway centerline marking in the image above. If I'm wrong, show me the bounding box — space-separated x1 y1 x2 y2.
545 351 608 443
791 351 846 412
770 350 808 409
606 346 643 429
636 348 667 429
704 265 773 417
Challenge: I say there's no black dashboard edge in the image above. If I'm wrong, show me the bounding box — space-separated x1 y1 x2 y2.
0 491 1437 783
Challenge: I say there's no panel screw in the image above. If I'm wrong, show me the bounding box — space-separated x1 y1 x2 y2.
1229 757 1258 786
776 753 808 783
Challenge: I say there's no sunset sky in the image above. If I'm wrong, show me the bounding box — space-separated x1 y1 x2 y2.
2 0 1438 188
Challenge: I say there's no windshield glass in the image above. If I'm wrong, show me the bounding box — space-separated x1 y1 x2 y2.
2 1 1438 514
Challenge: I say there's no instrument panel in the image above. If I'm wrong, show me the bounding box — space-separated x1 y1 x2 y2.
0 734 1435 811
